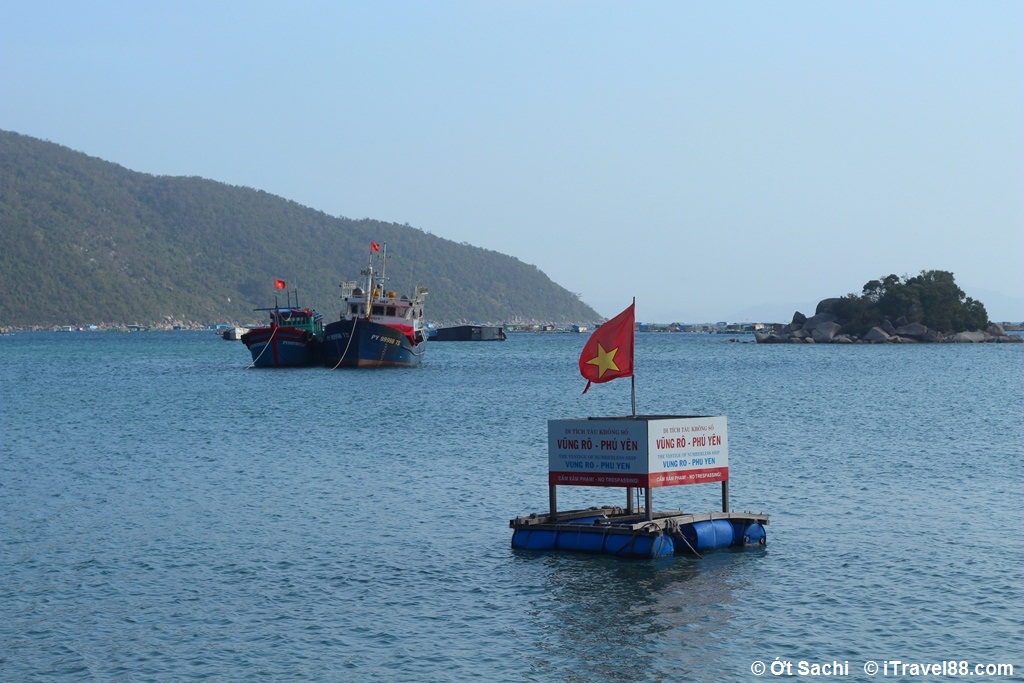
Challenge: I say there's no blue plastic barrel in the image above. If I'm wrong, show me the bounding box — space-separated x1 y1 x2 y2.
513 526 675 558
610 533 673 558
511 529 558 550
738 522 766 546
678 519 735 552
648 534 675 558
556 529 606 553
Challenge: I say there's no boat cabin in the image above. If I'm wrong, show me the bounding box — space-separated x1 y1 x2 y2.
340 281 428 330
260 307 324 338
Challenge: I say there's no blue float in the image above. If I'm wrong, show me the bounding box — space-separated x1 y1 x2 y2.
511 517 678 559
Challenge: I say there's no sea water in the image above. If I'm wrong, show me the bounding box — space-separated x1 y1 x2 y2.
1 331 1021 681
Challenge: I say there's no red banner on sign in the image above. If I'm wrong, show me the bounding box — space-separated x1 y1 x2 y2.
649 467 729 487
549 467 728 488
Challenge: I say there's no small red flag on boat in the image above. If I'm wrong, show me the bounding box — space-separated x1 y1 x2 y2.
579 302 635 394
274 279 287 290
370 242 382 252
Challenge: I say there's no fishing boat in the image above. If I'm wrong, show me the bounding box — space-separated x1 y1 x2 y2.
240 285 325 368
322 243 428 368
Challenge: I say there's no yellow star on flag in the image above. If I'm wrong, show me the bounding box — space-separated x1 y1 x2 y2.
586 343 620 378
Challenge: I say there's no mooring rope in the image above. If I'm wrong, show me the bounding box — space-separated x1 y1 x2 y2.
247 325 278 369
675 526 703 559
328 316 358 370
613 521 662 557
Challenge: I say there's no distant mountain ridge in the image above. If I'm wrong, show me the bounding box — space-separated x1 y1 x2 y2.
0 129 599 327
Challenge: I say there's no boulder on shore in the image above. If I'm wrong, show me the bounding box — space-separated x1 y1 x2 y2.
811 321 842 343
951 330 990 343
801 313 838 331
895 322 928 340
815 298 842 315
862 326 891 343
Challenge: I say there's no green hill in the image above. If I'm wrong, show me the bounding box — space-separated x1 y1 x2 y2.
0 130 599 327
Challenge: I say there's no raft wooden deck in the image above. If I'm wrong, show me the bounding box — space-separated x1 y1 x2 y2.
510 507 770 532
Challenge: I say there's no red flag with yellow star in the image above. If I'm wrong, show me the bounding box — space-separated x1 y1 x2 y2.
579 302 635 394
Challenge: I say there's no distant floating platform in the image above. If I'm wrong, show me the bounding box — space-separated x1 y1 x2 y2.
510 507 769 559
431 325 506 341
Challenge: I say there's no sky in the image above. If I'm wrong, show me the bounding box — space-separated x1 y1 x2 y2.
2 1 1022 322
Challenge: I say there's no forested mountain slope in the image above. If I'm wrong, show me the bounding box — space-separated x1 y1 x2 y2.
0 130 598 326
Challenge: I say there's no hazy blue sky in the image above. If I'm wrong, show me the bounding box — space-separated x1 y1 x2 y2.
2 1 1021 321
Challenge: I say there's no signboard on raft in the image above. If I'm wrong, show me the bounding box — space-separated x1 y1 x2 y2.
547 416 729 488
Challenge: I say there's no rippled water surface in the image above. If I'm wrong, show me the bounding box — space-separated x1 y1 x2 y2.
2 331 1022 681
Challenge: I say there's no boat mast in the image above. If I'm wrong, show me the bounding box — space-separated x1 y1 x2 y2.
363 249 375 322
358 242 390 323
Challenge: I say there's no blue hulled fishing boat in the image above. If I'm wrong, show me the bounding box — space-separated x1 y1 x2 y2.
241 284 324 367
322 243 428 368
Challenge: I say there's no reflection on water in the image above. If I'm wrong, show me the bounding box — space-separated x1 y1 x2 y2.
509 547 765 681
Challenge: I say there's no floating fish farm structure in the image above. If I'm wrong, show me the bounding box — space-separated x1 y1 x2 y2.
430 325 506 341
510 415 769 559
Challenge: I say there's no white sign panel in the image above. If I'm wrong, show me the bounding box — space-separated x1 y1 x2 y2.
547 416 729 488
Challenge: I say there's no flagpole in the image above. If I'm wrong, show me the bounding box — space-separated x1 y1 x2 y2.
629 297 637 515
631 297 636 417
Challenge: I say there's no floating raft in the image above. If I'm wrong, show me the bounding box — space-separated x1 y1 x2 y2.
510 507 768 559
511 415 770 559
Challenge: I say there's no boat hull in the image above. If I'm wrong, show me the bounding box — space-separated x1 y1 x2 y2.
241 327 322 367
322 319 425 368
